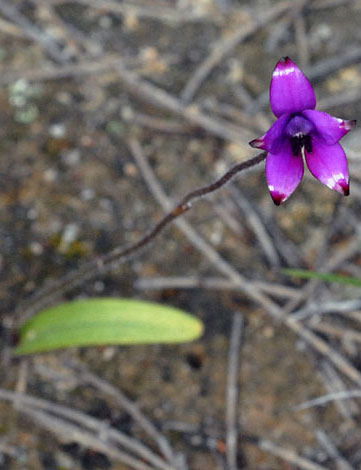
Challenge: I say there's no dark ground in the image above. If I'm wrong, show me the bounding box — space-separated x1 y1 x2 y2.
2 0 361 469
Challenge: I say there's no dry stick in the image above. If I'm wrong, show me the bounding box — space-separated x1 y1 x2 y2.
307 46 361 82
114 66 253 145
283 320 361 385
49 0 215 25
315 429 356 470
226 313 244 470
180 0 303 103
310 322 361 345
319 361 360 420
255 439 328 470
22 408 155 470
0 0 65 63
32 0 99 56
318 88 361 111
0 56 254 146
124 112 192 134
291 299 361 321
231 85 271 132
32 360 183 469
265 215 302 266
316 196 344 268
294 389 361 411
342 310 361 324
285 235 361 317
309 0 355 8
228 185 281 267
135 276 301 299
293 10 309 68
281 197 347 316
63 361 179 468
0 389 174 470
200 98 264 134
17 151 266 321
128 138 361 387
0 55 139 86
213 198 245 237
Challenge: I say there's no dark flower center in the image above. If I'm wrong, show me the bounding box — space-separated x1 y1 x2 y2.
290 134 312 156
285 115 314 157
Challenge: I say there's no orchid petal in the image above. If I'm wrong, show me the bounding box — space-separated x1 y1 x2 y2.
266 141 304 205
249 113 290 153
305 138 349 195
270 57 316 117
302 110 356 145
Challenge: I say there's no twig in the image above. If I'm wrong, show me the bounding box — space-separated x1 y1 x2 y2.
15 359 29 394
310 322 361 345
309 0 356 9
318 88 361 111
324 237 361 273
228 185 281 267
16 150 266 321
293 11 309 68
0 55 253 146
226 313 244 470
49 0 215 25
319 361 359 420
290 299 361 321
0 55 139 86
265 216 302 266
281 198 353 316
0 388 175 470
341 310 361 324
309 46 361 81
316 196 344 268
255 438 328 470
264 13 293 54
180 0 303 103
0 0 65 62
22 407 156 470
294 389 361 411
115 72 253 144
200 98 263 133
315 429 356 470
231 85 271 132
63 360 181 468
286 319 361 385
135 276 301 299
124 112 192 134
32 0 99 56
213 199 245 237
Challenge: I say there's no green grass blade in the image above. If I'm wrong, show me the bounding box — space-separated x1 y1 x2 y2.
15 298 204 355
283 268 361 287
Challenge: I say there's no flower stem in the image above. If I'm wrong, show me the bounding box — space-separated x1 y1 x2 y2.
17 152 266 321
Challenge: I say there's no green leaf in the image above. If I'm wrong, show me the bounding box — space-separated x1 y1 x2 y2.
282 268 361 287
15 298 203 355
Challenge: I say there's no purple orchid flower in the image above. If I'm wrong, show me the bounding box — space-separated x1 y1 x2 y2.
250 57 356 205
